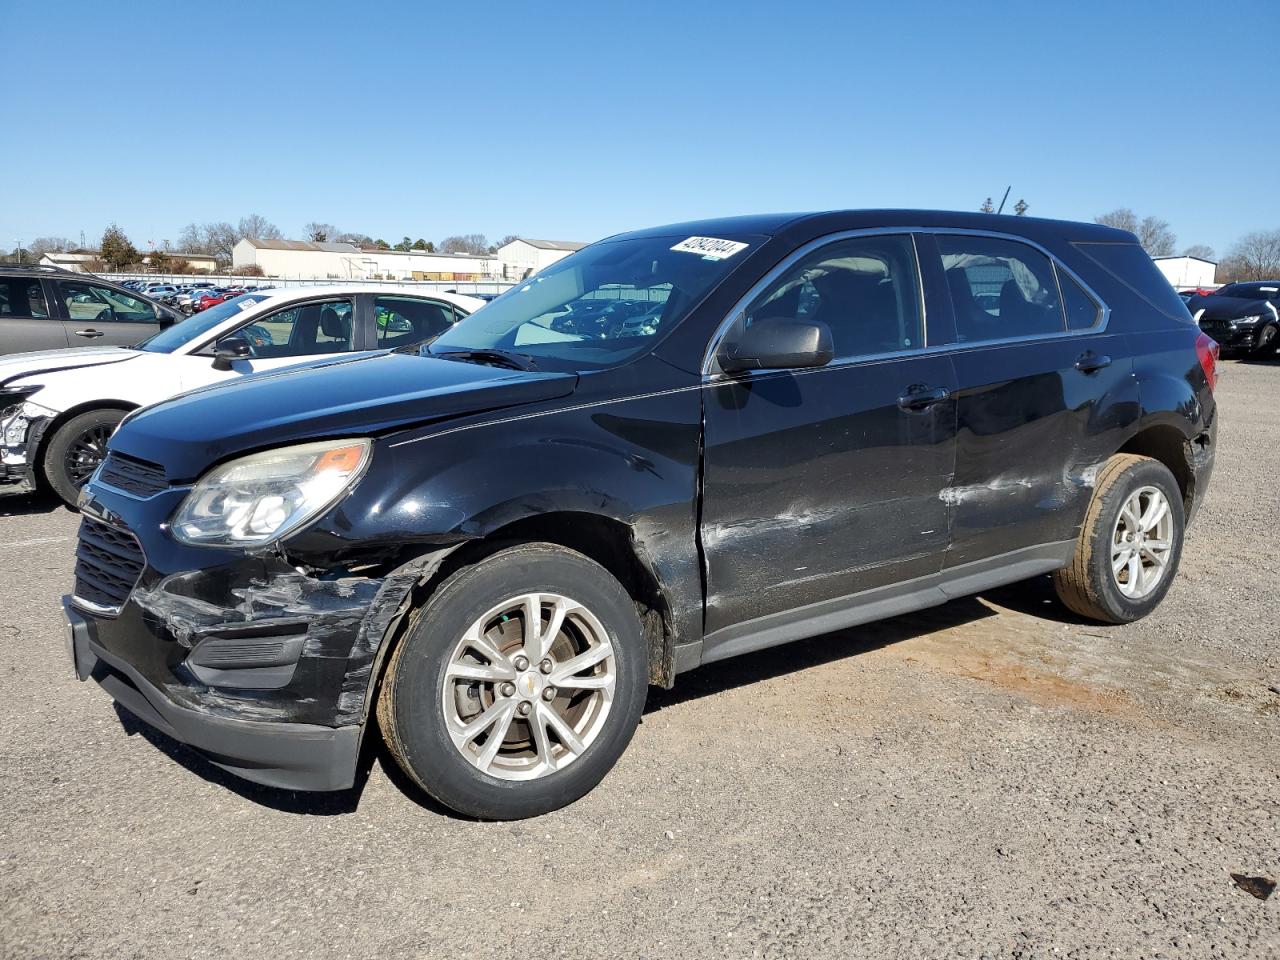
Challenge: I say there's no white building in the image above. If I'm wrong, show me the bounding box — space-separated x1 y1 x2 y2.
497 238 587 280
1152 255 1216 289
39 252 99 272
233 239 499 281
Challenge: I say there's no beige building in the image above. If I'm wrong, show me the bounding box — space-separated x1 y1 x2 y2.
497 238 587 280
232 238 498 281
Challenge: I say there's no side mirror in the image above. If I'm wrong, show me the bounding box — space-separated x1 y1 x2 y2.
211 336 252 371
157 306 180 328
717 317 834 374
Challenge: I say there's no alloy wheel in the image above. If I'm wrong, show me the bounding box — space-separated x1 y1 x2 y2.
65 425 113 487
1111 485 1174 599
441 592 616 781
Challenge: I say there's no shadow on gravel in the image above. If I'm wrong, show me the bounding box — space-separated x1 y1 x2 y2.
104 575 1071 818
0 490 69 517
646 591 1005 713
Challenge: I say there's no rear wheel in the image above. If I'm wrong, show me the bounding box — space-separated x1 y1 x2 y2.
1052 453 1185 623
378 543 647 819
42 408 125 508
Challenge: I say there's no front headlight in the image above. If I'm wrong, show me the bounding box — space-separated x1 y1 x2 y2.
1231 315 1262 326
171 438 371 547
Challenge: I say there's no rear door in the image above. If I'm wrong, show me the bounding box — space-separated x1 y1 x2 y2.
53 279 161 346
929 231 1129 566
0 276 67 353
700 232 958 643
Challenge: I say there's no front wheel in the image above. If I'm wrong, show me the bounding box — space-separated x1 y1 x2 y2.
1052 453 1185 623
377 543 648 819
42 408 125 507
1252 323 1277 357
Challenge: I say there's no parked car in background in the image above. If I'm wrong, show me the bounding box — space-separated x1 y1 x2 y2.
0 285 481 505
1189 280 1280 356
190 291 230 313
60 210 1217 819
0 265 181 355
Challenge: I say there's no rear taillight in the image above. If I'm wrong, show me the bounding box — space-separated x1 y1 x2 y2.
1195 332 1219 390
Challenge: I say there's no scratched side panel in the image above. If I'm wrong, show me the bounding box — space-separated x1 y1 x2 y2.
700 354 957 636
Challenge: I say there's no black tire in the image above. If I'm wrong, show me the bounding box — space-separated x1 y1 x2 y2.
377 543 647 819
1052 454 1185 624
1252 323 1277 357
42 408 124 508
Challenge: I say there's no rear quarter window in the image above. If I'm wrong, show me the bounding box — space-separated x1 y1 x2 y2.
1073 242 1194 324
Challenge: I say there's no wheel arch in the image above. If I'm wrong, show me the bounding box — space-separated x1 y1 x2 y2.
1116 423 1196 517
32 399 139 488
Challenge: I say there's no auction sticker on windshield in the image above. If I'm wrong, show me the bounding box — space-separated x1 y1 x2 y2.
670 237 749 260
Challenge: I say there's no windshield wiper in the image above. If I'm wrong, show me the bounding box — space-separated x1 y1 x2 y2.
430 348 538 371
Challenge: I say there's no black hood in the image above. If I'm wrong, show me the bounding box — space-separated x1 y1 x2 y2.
1190 294 1278 321
112 351 578 481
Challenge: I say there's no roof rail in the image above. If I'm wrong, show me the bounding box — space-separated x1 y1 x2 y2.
0 262 80 274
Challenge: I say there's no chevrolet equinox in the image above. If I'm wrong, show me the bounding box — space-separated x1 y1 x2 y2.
62 211 1218 819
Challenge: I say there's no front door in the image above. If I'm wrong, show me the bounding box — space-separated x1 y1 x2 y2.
700 232 957 645
53 279 161 347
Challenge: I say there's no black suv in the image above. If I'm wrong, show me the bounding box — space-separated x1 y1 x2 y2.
1189 281 1280 356
63 211 1218 819
0 265 180 354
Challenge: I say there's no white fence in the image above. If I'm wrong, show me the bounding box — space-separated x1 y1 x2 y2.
99 273 516 296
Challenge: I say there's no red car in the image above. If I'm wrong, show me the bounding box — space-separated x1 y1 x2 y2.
192 292 230 312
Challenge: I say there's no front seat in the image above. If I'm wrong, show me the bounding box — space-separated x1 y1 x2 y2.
318 305 352 350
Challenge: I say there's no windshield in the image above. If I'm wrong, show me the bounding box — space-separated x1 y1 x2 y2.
138 293 270 352
429 233 760 368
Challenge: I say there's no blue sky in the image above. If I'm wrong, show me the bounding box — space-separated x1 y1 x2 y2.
3 0 1277 257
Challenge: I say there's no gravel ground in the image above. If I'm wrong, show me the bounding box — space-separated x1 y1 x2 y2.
1 360 1276 960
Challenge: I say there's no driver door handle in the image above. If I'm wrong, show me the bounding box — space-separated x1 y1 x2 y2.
1075 351 1112 373
74 329 105 339
897 384 951 411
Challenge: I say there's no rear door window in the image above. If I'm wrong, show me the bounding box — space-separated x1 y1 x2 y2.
0 279 50 319
936 235 1065 342
375 296 458 350
1058 268 1103 330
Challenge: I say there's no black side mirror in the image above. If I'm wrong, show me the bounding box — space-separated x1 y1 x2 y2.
157 306 180 328
211 336 252 371
717 317 834 374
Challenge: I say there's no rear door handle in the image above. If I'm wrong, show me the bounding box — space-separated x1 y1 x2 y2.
74 328 105 339
897 384 951 411
1075 351 1111 373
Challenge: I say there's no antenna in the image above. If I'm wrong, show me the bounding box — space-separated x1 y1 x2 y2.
995 186 1011 215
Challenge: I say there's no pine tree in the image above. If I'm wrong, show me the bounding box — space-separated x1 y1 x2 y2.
100 224 139 270
980 197 994 213
1013 199 1029 216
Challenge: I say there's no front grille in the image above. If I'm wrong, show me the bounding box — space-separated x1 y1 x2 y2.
98 452 168 497
74 518 145 612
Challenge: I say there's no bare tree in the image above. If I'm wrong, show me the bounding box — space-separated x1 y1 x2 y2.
1095 208 1139 234
1137 216 1176 257
1182 244 1215 261
1225 230 1280 281
28 236 76 256
237 214 281 241
177 223 210 254
335 231 374 246
495 234 520 247
440 234 489 255
304 222 337 243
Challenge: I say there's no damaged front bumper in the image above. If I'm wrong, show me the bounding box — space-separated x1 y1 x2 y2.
63 486 451 792
0 400 55 495
65 599 362 791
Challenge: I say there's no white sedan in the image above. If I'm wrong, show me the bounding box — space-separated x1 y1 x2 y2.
0 284 485 506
